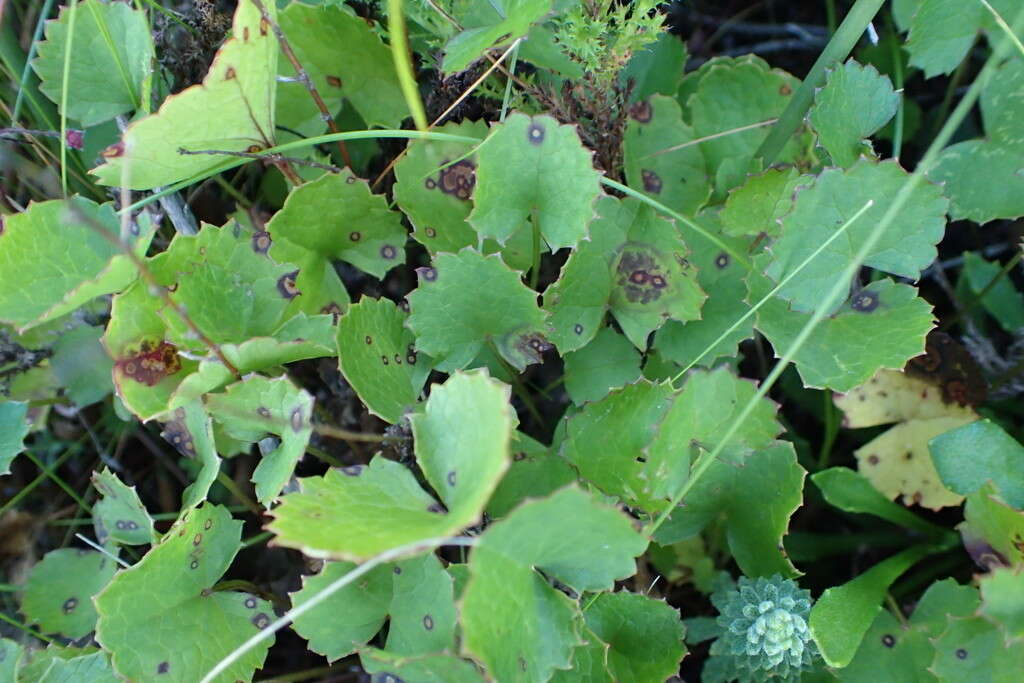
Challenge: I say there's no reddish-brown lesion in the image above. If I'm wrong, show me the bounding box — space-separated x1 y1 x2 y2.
115 340 182 386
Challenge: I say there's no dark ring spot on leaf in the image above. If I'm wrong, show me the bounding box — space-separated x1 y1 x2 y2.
527 122 545 145
290 407 304 433
251 230 272 254
244 597 258 609
118 340 182 387
116 520 128 530
225 67 237 80
423 614 434 630
257 406 272 419
381 355 389 365
417 266 438 282
714 253 730 269
851 290 880 313
277 271 300 299
259 17 270 35
252 613 271 629
349 231 361 242
867 454 880 465
62 597 78 613
346 175 356 184
513 451 527 461
378 675 403 683
629 100 653 123
780 83 792 95
406 353 416 365
326 75 342 88
341 465 364 476
425 178 436 190
394 354 402 365
393 566 402 575
574 324 584 335
380 245 398 260
425 227 437 238
519 656 528 672
157 662 170 674
427 503 445 514
650 274 667 289
956 649 968 660
204 518 213 530
243 27 250 41
439 159 476 200
190 559 200 569
365 335 373 344
641 169 662 194
447 471 456 487
126 520 138 529
881 634 896 648
398 300 410 313
321 302 342 322
193 533 202 546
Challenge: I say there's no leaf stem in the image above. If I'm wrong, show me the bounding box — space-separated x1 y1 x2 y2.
388 0 429 131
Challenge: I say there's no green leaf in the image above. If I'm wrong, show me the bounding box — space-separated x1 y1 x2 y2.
542 196 627 353
905 0 985 78
0 638 22 682
623 94 710 215
270 370 512 560
277 2 405 129
960 251 1024 332
0 198 152 331
90 0 277 189
607 202 706 349
460 487 647 682
31 0 152 126
751 272 935 392
812 467 946 537
931 616 1024 680
653 212 755 368
95 505 274 683
809 60 899 168
51 325 113 407
564 368 781 515
162 402 221 510
839 579 979 683
21 549 118 639
37 651 116 682
394 120 488 253
290 561 393 660
563 327 642 405
962 485 1024 568
654 442 804 577
719 167 804 239
442 0 553 73
386 553 458 656
360 649 485 683
0 401 30 476
930 419 1024 510
980 568 1024 642
550 625 613 683
810 545 933 668
337 296 431 423
266 170 407 280
621 31 688 101
584 592 686 683
486 432 576 519
687 55 803 197
406 249 549 371
91 468 157 546
765 161 948 314
206 375 314 504
470 113 601 250
929 141 1024 224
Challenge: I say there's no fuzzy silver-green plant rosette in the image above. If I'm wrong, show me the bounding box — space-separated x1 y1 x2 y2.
704 574 819 682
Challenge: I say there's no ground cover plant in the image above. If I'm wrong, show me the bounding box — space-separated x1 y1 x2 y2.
1 0 1024 680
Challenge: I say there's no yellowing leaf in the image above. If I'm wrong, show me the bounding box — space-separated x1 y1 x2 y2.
91 0 277 189
836 369 977 510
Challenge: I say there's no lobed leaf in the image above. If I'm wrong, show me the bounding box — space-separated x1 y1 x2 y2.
22 549 118 639
91 468 156 546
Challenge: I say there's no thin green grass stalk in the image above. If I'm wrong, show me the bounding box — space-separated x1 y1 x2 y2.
980 0 1024 57
0 444 81 518
199 536 477 683
388 0 429 131
59 0 79 195
668 200 874 384
649 2 1024 539
22 449 91 514
601 178 751 268
119 129 481 214
0 611 55 645
500 42 520 122
11 0 56 125
755 0 886 165
889 27 906 160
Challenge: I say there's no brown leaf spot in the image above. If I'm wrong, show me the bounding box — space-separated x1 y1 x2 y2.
425 227 437 238
102 141 125 159
573 323 584 335
615 246 669 305
62 597 78 613
326 75 342 88
117 340 182 387
629 99 653 123
277 270 300 299
204 518 213 530
381 355 389 365
259 17 269 35
641 169 662 194
251 230 271 254
851 290 880 313
349 231 361 242
252 613 271 629
321 302 342 322
780 83 792 96
290 406 304 433
380 245 398 260
438 159 476 200
527 122 545 145
341 465 364 476
225 67 237 80
956 648 968 660
423 614 434 630
193 533 202 546
190 559 200 569
881 634 896 648
513 451 527 461
417 266 437 282
714 253 730 269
